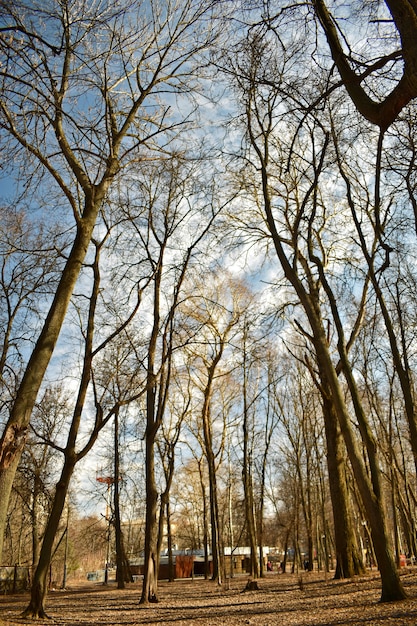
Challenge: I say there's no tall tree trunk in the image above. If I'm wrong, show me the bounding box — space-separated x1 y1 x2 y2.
203 400 223 585
241 333 259 578
156 441 177 578
198 464 210 580
282 527 291 573
140 256 163 605
242 413 258 577
257 442 269 579
114 407 131 588
322 393 365 578
166 501 175 582
297 450 314 572
199 349 225 586
242 470 258 578
22 459 75 619
140 397 159 604
207 445 222 584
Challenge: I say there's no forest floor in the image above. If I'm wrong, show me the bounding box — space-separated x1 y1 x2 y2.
1 568 417 626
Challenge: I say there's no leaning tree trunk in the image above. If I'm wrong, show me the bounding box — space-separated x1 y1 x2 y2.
312 321 406 601
0 188 110 564
260 171 407 600
22 242 106 617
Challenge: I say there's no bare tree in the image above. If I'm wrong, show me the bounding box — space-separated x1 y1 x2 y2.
171 456 209 558
0 0 221 563
182 273 249 585
224 32 406 600
236 313 278 580
155 384 191 582
128 156 222 604
22 224 148 617
253 347 282 578
329 116 417 484
240 318 260 580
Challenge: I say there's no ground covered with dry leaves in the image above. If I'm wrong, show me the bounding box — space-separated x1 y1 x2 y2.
1 568 417 626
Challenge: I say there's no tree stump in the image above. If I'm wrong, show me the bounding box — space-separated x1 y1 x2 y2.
243 579 259 592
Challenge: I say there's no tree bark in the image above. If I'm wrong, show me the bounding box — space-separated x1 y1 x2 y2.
198 463 210 580
156 441 177 581
31 473 42 573
257 377 275 579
